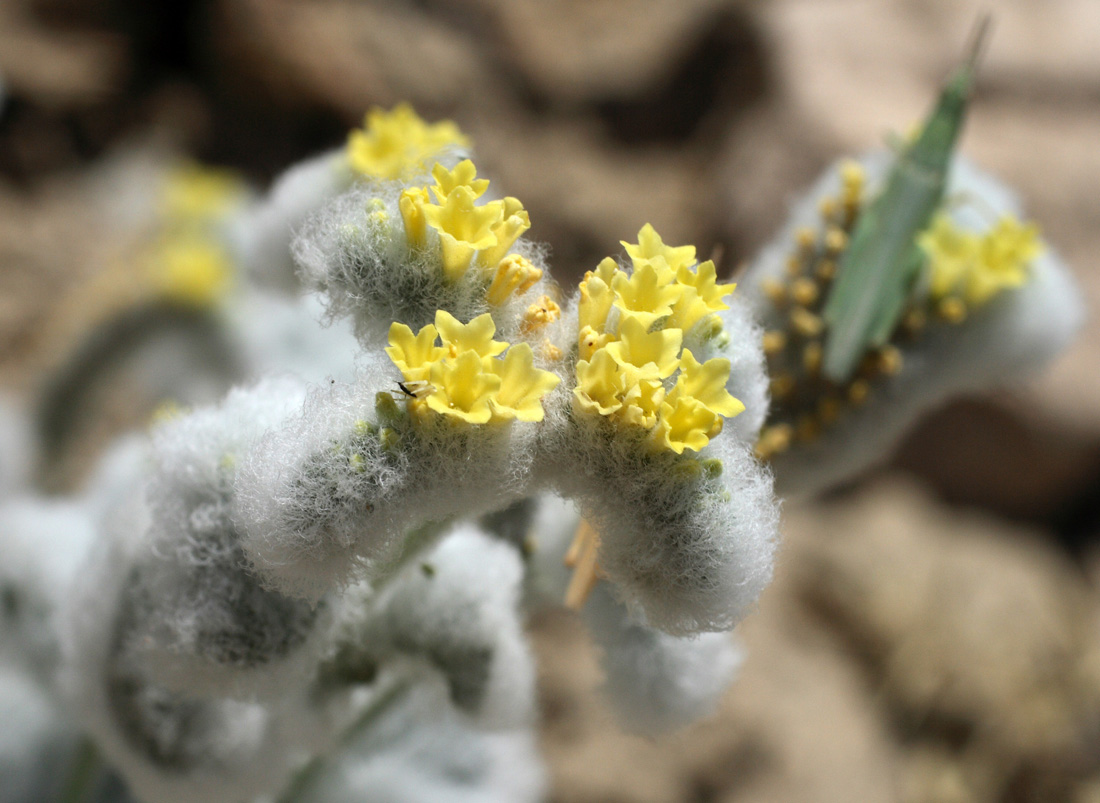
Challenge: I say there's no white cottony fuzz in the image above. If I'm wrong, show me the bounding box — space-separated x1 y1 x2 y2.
233 150 351 292
745 154 1086 499
287 680 546 803
234 364 539 599
0 667 78 803
716 293 770 443
294 185 551 346
564 426 778 636
127 377 328 697
522 494 582 610
583 583 743 735
326 524 536 729
61 489 300 803
0 497 97 679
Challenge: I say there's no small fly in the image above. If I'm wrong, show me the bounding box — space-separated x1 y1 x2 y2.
395 380 434 400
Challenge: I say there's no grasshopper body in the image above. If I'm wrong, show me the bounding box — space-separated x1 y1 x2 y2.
821 27 987 383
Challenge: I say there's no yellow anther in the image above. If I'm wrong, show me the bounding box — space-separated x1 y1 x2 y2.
816 260 837 282
795 227 817 251
817 396 841 425
754 423 793 460
790 306 824 338
541 341 563 362
937 296 968 324
847 379 870 406
840 160 864 193
803 341 823 374
761 278 788 306
824 227 847 254
876 345 903 376
791 277 819 307
762 330 787 356
770 373 796 400
795 415 820 443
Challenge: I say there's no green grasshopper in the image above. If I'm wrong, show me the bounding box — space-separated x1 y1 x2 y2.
821 18 991 384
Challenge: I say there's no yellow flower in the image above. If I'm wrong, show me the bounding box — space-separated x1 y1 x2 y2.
666 286 715 332
386 321 444 381
669 349 744 418
434 310 508 360
620 378 666 430
651 397 720 454
423 186 503 280
573 349 625 416
603 316 682 380
399 187 431 249
919 214 979 298
347 103 468 181
520 295 562 332
476 197 531 270
147 234 233 308
160 163 245 223
675 260 734 312
488 343 561 422
611 263 683 328
622 223 696 274
425 350 500 424
430 159 489 202
487 254 542 305
578 258 621 333
966 216 1040 305
578 325 613 361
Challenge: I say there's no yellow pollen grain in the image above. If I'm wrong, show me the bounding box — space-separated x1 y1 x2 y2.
795 414 820 443
791 277 819 306
762 330 787 355
790 306 824 338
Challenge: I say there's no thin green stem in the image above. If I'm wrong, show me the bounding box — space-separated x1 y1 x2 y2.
58 737 101 803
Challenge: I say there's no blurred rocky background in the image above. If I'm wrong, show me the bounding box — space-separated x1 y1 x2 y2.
2 0 1099 801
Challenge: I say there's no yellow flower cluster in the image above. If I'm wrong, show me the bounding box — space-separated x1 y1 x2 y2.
146 163 245 307
346 103 469 181
399 160 537 292
573 224 744 454
919 213 1042 306
386 310 560 424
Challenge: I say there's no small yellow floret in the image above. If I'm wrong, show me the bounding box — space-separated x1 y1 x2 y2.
573 349 625 416
434 310 509 360
147 234 233 307
651 397 719 454
487 254 542 305
603 316 682 381
521 295 561 332
423 186 502 280
347 103 468 181
385 321 444 382
161 163 245 223
622 223 696 274
669 349 744 418
611 263 682 328
488 343 561 422
578 258 621 332
430 159 489 202
399 187 431 249
620 378 666 430
425 350 500 424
